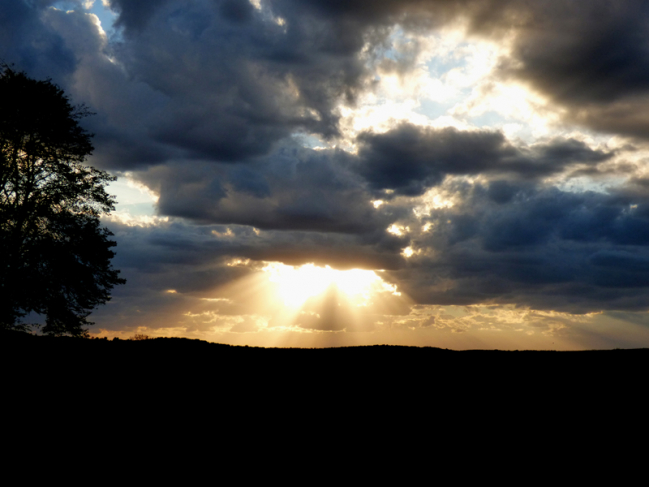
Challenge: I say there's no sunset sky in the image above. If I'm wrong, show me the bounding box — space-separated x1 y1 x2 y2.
6 0 649 348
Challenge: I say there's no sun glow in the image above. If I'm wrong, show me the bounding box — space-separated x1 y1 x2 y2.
262 262 397 308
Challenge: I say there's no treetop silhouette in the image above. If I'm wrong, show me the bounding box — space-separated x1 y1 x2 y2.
0 64 125 336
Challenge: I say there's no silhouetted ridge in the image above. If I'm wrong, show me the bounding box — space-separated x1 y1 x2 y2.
3 331 647 408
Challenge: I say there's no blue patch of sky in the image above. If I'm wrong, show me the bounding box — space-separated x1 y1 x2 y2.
51 1 119 39
415 43 476 120
378 26 407 61
469 111 508 129
106 178 157 217
50 0 81 10
556 176 624 195
417 46 526 135
291 133 326 150
424 47 467 77
415 89 474 122
416 99 451 120
381 44 399 62
115 201 158 217
88 1 119 38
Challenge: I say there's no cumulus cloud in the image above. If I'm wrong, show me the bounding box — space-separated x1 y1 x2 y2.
496 1 649 139
388 179 649 313
356 123 614 196
98 0 401 165
135 142 387 234
0 1 77 82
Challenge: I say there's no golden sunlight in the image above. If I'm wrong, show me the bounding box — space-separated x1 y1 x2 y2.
262 262 398 308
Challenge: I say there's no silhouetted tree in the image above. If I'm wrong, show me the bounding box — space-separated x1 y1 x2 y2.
0 64 125 336
129 334 151 341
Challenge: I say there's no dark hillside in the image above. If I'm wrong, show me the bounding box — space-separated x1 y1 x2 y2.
3 330 646 390
3 330 644 419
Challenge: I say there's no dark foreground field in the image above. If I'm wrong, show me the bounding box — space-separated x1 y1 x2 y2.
4 330 645 427
4 330 647 387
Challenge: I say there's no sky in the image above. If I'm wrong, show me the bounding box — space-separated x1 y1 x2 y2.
5 0 649 349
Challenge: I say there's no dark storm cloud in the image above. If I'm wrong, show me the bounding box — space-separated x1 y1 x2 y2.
106 213 406 291
0 0 77 82
390 180 649 313
287 0 649 141
6 0 648 170
509 4 649 106
271 0 518 29
239 230 406 271
473 0 649 139
3 0 400 168
108 0 171 32
100 0 397 164
95 0 530 166
356 124 613 196
0 1 176 169
124 119 614 277
133 140 411 237
105 0 649 146
111 161 649 316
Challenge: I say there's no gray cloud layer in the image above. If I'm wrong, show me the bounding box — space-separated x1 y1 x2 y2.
357 124 613 196
4 0 649 322
397 180 649 313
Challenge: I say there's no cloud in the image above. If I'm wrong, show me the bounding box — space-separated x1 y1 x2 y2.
0 1 77 82
96 0 404 165
107 0 171 32
390 179 649 313
130 139 413 239
99 167 649 325
464 1 649 140
4 0 401 169
356 123 613 196
93 215 407 334
8 0 649 346
286 0 649 142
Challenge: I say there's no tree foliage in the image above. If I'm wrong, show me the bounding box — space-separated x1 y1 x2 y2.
0 64 125 336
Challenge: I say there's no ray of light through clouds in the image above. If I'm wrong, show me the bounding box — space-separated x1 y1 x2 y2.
7 0 649 348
